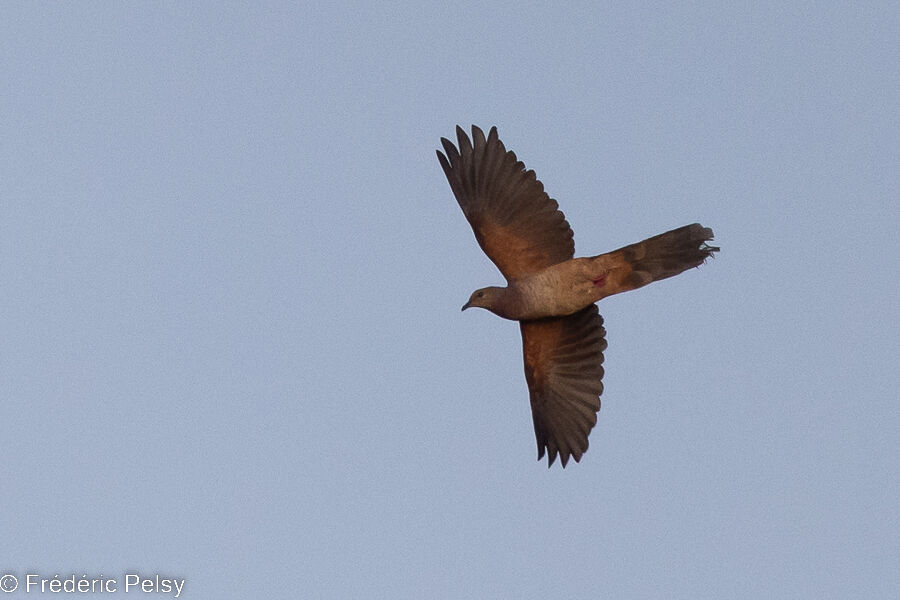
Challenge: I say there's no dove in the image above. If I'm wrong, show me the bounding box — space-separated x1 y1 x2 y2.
438 125 718 467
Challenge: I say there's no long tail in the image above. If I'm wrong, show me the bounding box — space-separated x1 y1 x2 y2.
597 223 718 296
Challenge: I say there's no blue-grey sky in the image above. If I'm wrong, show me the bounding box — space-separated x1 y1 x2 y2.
2 3 898 598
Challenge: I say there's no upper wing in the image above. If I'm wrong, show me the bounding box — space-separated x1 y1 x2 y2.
521 305 607 467
437 125 575 280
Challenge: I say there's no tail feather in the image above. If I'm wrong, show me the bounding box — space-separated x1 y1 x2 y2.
599 223 718 295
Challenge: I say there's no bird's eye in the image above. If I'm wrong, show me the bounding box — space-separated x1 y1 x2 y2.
476 292 484 298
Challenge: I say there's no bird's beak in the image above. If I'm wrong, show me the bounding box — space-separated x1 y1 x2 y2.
461 301 471 311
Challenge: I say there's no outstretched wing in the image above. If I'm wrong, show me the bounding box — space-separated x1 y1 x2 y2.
437 125 575 280
521 305 607 467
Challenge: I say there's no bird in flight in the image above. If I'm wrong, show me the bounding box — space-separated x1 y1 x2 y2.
437 125 718 467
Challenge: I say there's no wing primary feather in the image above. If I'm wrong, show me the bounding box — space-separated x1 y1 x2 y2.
437 125 577 280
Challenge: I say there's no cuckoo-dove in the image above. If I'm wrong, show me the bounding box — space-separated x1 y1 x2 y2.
437 125 718 467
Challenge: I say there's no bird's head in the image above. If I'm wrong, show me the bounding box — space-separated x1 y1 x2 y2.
462 286 506 314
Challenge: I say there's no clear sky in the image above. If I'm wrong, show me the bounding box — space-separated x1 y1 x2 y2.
2 3 898 599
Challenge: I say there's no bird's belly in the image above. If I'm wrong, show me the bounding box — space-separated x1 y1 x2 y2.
513 269 602 319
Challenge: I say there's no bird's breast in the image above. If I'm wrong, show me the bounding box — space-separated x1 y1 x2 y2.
509 261 599 320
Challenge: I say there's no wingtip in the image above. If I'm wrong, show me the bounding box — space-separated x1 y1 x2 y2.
539 444 590 467
441 126 503 161
439 137 460 166
456 125 473 154
454 124 465 143
471 124 486 148
545 446 559 468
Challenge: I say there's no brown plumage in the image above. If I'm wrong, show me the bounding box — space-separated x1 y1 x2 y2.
438 125 718 467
